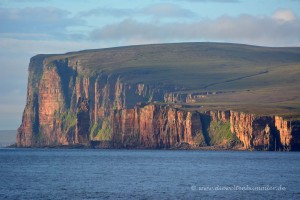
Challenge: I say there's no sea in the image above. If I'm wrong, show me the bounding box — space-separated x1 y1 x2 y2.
0 149 299 200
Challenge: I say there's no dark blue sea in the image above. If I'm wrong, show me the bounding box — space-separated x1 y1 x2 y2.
0 149 299 200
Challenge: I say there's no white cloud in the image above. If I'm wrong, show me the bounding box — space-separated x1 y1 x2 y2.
273 9 297 21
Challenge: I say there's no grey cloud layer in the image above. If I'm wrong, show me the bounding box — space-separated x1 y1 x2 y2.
2 4 299 47
90 14 300 46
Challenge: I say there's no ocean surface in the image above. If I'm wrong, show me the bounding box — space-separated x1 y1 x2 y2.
0 149 299 200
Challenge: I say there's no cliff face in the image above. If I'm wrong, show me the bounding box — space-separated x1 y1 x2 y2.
16 45 300 150
229 112 300 151
274 116 300 151
17 56 188 148
230 112 277 150
110 105 204 148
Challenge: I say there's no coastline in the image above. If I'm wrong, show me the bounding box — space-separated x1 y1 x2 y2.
6 143 280 152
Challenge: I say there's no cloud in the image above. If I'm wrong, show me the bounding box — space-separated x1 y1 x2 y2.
273 9 297 21
0 6 84 39
90 10 300 47
79 3 196 19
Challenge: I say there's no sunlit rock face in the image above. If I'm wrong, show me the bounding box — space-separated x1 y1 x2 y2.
16 43 300 150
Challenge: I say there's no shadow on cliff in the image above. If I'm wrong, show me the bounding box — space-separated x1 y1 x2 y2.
199 114 211 146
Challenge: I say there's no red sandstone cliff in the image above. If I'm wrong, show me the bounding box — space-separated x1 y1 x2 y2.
17 54 300 150
229 112 300 151
111 105 204 148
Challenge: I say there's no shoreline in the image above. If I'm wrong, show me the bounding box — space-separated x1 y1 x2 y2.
5 143 295 151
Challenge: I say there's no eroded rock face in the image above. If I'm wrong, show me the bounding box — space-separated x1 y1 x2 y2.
229 111 300 151
16 55 300 150
17 55 45 147
16 56 184 147
38 64 65 145
76 97 90 144
112 105 204 148
275 116 300 151
207 110 230 123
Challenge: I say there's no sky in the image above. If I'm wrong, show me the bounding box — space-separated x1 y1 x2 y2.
0 0 300 130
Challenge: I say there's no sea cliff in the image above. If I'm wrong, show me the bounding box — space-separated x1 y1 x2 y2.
17 43 300 150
